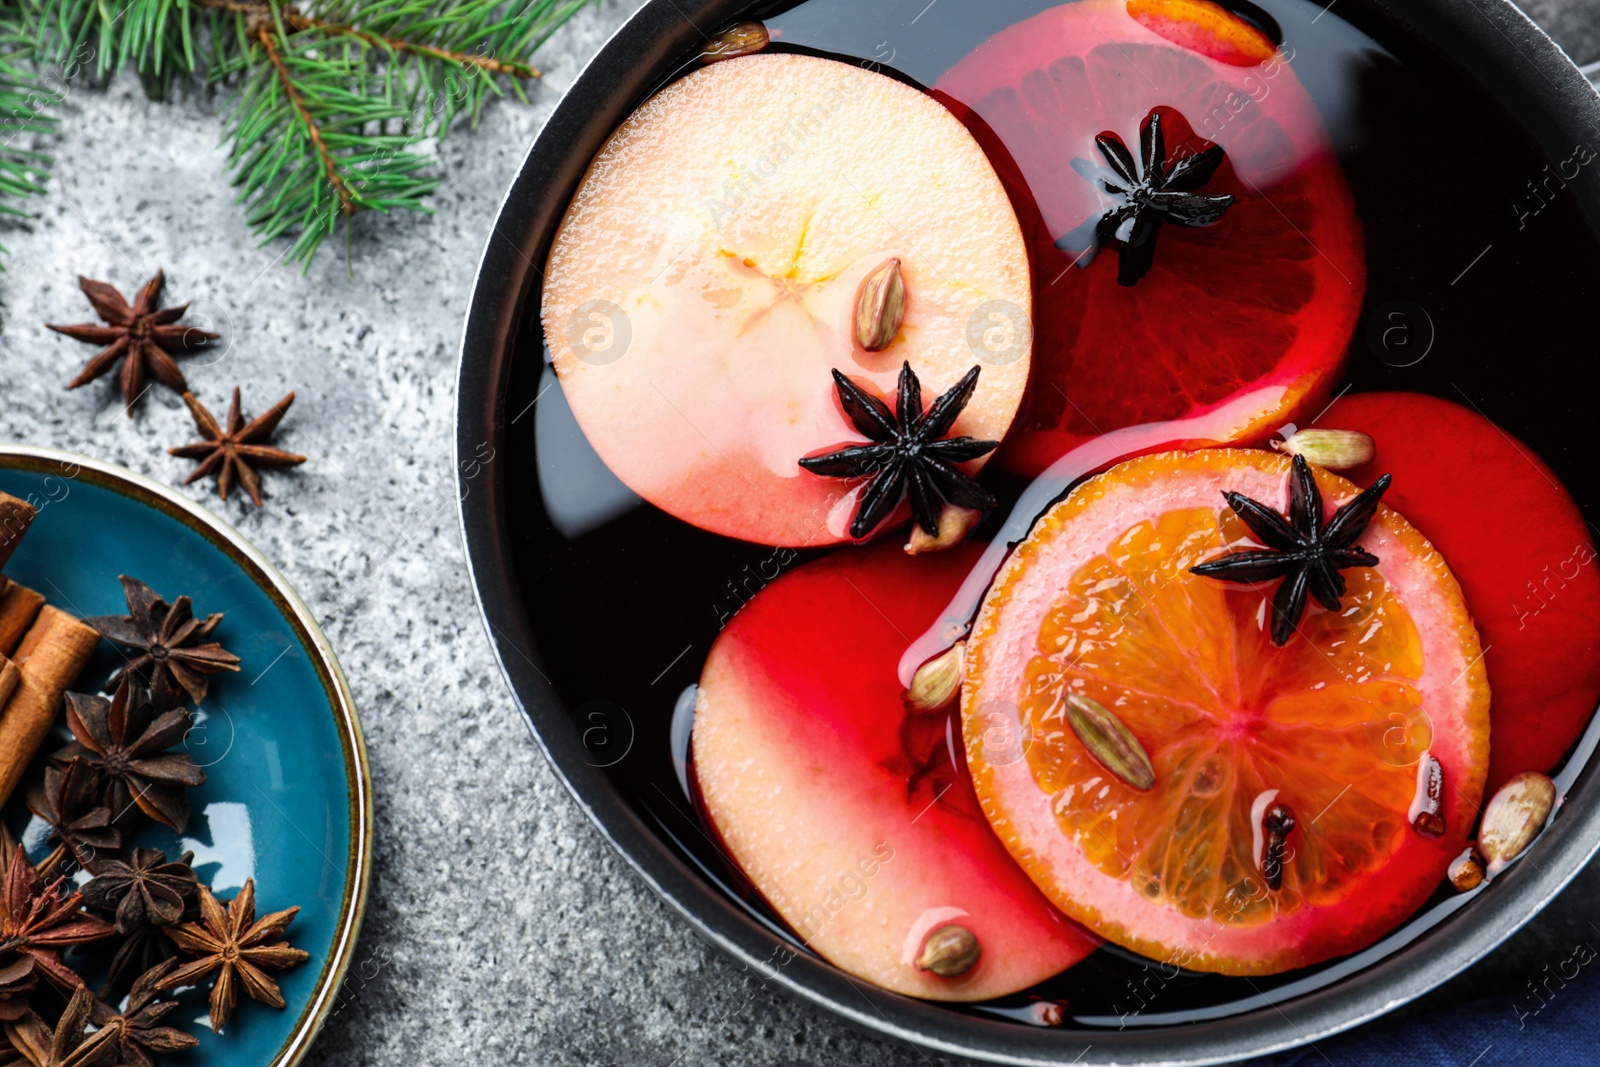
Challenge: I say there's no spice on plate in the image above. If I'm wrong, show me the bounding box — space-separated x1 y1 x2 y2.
58 681 206 833
0 493 35 572
88 959 200 1067
0 608 100 808
1 985 121 1067
24 759 120 877
85 575 241 710
81 850 201 997
158 879 310 1033
0 850 114 992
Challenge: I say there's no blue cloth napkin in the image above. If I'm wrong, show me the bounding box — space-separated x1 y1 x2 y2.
1257 937 1600 1067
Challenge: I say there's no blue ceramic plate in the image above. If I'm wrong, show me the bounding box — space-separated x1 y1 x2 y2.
0 445 371 1066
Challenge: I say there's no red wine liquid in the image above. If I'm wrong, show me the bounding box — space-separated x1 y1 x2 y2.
506 0 1600 1027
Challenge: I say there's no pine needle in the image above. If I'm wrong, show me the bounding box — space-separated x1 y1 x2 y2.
1 0 592 267
0 2 54 259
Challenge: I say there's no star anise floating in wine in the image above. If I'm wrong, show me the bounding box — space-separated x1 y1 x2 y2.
85 576 241 710
799 362 999 540
169 388 307 507
158 880 309 1033
46 271 219 413
1190 454 1392 646
1068 108 1235 287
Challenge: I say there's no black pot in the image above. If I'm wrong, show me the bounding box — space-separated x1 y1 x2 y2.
456 3 1600 1062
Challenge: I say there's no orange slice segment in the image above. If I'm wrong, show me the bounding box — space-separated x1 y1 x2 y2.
964 449 1489 974
934 0 1364 477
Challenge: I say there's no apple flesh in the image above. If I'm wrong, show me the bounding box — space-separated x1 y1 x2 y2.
1323 391 1600 791
692 541 1097 1000
542 53 1032 548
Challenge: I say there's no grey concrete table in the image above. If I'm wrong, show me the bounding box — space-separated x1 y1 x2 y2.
0 1 1595 1063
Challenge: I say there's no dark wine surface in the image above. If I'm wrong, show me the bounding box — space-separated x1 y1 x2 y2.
503 0 1600 1028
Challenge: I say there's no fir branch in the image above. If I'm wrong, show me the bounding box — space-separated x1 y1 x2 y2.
37 0 203 85
224 14 439 266
286 0 588 134
255 21 354 214
199 0 541 78
6 0 591 267
0 2 55 253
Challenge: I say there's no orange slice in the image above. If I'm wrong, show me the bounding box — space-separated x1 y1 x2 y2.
962 449 1489 974
935 0 1364 477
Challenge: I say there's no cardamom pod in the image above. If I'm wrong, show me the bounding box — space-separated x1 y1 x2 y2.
905 505 982 555
698 21 770 63
916 924 980 977
855 257 906 352
1272 428 1376 470
1064 694 1156 791
1479 770 1557 869
1449 848 1486 892
903 641 964 714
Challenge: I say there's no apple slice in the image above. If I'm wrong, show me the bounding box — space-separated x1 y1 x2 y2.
1318 391 1600 791
542 54 1032 548
693 541 1097 999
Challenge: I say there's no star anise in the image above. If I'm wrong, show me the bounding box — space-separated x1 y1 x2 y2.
55 682 206 833
158 880 309 1033
798 362 999 539
24 760 120 876
1068 108 1235 286
81 850 198 938
86 577 241 710
0 956 35 1024
168 388 306 507
88 961 199 1067
2 987 119 1067
1190 454 1392 646
46 272 218 413
75 851 196 997
0 850 113 995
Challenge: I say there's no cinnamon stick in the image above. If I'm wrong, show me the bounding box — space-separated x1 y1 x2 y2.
0 492 35 571
0 581 45 657
0 657 18 708
0 606 99 807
